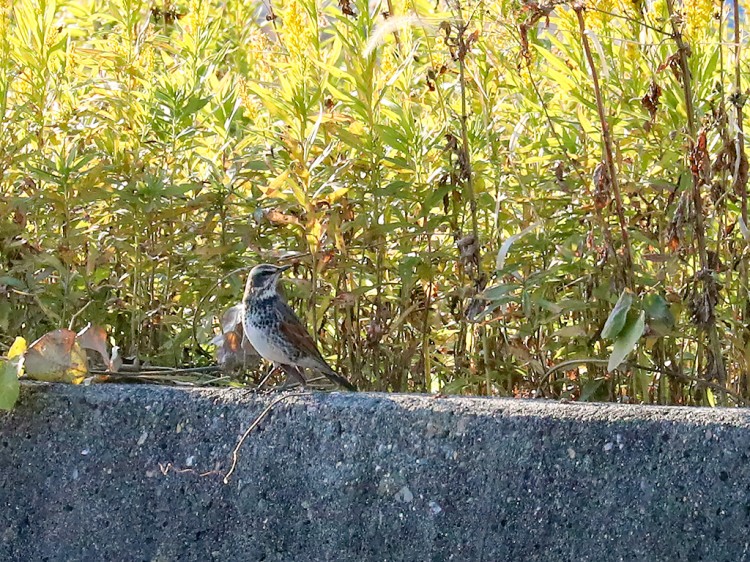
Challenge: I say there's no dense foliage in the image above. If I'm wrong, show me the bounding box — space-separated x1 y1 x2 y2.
0 0 747 404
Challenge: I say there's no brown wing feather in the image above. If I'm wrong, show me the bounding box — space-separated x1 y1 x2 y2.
276 301 327 362
276 301 357 391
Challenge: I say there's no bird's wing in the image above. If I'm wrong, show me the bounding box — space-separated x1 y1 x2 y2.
276 300 327 363
276 300 357 391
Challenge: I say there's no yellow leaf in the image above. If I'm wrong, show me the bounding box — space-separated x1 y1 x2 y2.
262 170 291 198
8 337 27 359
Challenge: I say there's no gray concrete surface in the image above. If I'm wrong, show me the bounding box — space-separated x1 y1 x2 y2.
2 383 750 561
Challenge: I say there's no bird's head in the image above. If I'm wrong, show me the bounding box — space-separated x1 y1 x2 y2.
244 263 291 298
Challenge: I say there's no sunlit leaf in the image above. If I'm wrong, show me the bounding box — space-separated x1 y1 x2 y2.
495 222 542 272
601 290 634 340
219 304 244 333
607 311 645 372
8 337 27 359
23 329 88 384
212 304 259 371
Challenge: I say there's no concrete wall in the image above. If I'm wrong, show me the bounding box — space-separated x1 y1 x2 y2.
2 384 750 561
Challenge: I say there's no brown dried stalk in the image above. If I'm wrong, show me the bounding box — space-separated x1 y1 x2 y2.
574 4 634 291
664 0 727 388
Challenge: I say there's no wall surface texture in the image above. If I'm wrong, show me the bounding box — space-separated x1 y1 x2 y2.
2 384 750 561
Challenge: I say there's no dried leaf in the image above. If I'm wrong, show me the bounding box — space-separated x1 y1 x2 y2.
457 234 479 268
23 329 88 384
339 0 356 17
266 209 300 226
734 149 749 195
220 304 244 334
517 2 555 64
77 323 118 371
593 161 611 209
641 81 662 122
690 128 711 184
213 305 260 371
332 292 357 307
657 53 681 80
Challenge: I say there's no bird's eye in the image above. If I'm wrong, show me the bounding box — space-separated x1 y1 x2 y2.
252 268 276 287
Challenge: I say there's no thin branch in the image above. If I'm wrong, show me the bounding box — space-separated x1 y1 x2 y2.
224 392 310 484
91 365 223 375
588 7 670 36
456 13 479 244
67 301 92 331
537 358 744 405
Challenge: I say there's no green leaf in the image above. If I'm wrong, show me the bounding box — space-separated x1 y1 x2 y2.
482 283 517 301
0 360 20 411
643 293 675 336
579 379 604 402
601 289 634 340
607 310 645 372
635 368 651 402
643 293 670 320
0 276 25 289
182 96 210 117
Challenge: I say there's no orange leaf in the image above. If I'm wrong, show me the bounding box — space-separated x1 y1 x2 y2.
23 329 87 384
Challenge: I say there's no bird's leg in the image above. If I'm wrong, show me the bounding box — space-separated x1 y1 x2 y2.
278 365 307 391
256 363 278 390
242 364 281 397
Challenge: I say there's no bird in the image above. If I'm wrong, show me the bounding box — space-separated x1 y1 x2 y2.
242 263 357 391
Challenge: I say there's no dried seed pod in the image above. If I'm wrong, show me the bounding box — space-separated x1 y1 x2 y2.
593 162 611 210
457 234 480 269
641 81 662 123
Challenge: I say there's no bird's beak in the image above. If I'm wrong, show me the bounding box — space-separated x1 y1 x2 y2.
277 264 293 273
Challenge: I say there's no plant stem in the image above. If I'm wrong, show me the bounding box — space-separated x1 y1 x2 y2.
731 0 750 398
734 0 747 230
422 230 433 392
732 0 749 345
664 0 727 389
455 16 478 244
575 5 634 291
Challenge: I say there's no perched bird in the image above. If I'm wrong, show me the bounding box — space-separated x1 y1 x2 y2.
242 263 357 391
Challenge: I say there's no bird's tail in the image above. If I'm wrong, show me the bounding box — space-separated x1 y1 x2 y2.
320 363 357 391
